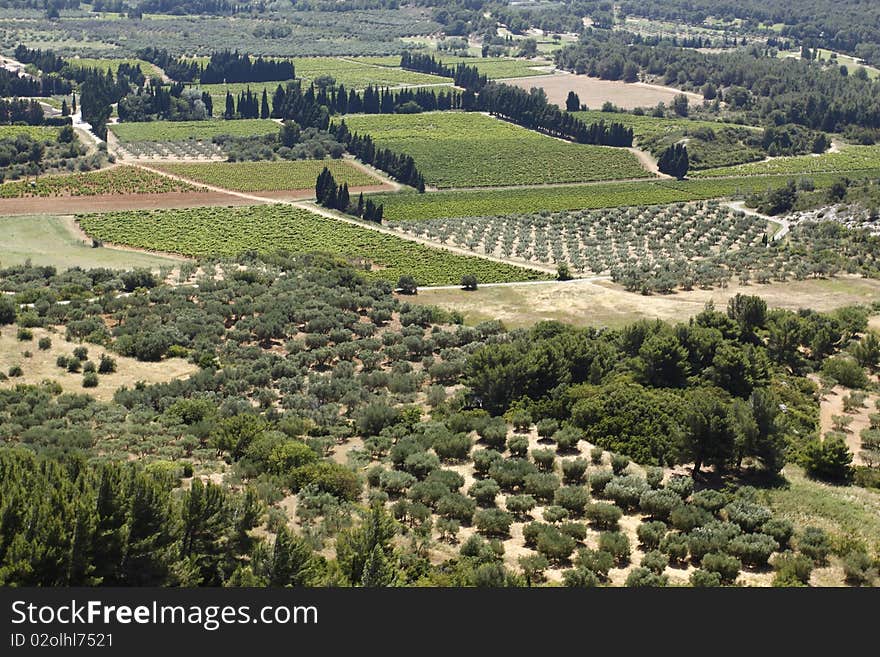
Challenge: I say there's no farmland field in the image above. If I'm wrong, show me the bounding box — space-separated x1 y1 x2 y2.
151 159 380 192
110 119 281 144
0 214 184 270
694 145 880 177
293 56 451 88
375 170 880 220
0 166 200 198
433 55 555 79
386 201 766 274
64 56 163 78
0 125 59 140
342 112 651 187
507 73 703 110
77 205 549 285
571 111 758 142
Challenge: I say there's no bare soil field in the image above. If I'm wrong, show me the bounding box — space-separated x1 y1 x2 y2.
816 382 877 466
0 190 252 215
503 73 703 110
0 324 198 402
410 276 880 329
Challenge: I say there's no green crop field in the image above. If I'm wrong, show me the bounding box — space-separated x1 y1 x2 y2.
293 57 450 89
110 119 281 143
374 170 880 220
342 112 651 188
571 111 758 142
0 125 59 140
694 144 880 177
0 166 200 198
64 57 163 78
151 159 380 192
433 55 555 79
77 205 548 285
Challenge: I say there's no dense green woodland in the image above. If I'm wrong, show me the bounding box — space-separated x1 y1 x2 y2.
0 253 878 586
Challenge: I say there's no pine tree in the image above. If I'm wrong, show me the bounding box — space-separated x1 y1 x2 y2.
260 89 270 119
224 91 235 119
360 544 393 587
337 182 350 212
269 526 314 586
356 192 364 216
61 99 69 116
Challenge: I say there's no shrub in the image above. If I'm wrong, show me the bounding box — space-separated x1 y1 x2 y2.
72 346 88 361
821 356 868 389
522 522 553 548
610 453 630 475
598 531 630 566
82 371 99 389
531 448 556 472
724 500 773 533
589 469 614 495
771 551 813 586
16 327 32 341
536 418 558 439
357 401 401 437
8 365 23 377
639 489 682 521
542 505 570 523
468 478 501 506
507 435 529 457
798 526 832 564
290 461 361 501
403 451 440 479
626 567 667 587
98 353 117 374
563 567 599 587
842 550 877 586
575 548 614 580
690 569 723 587
553 426 582 452
727 533 780 568
590 446 604 464
83 361 96 374
637 520 667 550
509 409 532 432
761 519 794 549
37 336 51 350
561 458 588 484
519 554 550 584
559 522 587 541
379 469 416 496
666 475 694 499
474 508 513 537
433 432 472 462
426 469 465 492
505 494 536 518
55 355 68 369
692 489 726 514
670 504 712 532
489 458 537 490
536 528 576 565
660 533 690 565
0 296 16 324
479 418 508 449
687 521 742 563
66 357 81 373
554 486 589 515
472 448 503 476
604 475 648 511
641 550 669 575
436 493 476 524
524 472 561 503
645 466 664 489
585 502 622 530
701 552 741 584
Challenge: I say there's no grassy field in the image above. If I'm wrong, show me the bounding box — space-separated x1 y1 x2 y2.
342 112 650 188
77 205 549 286
433 55 554 79
0 214 184 270
151 159 380 192
0 166 199 198
375 170 880 220
763 465 880 557
0 324 196 402
409 276 880 329
695 144 880 177
293 56 450 88
110 119 280 143
64 56 163 78
0 125 58 140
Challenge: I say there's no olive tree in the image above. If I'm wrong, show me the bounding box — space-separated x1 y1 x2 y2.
598 531 630 566
561 458 588 484
585 502 622 530
637 521 667 550
468 478 501 507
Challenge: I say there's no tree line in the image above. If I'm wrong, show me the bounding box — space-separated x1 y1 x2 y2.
331 120 426 192
315 166 384 222
199 50 295 85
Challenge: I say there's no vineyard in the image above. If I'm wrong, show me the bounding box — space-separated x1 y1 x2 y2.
77 204 549 285
695 144 880 177
0 125 58 140
432 55 555 78
375 170 880 221
151 159 380 192
118 140 224 160
0 166 201 198
110 119 281 143
293 56 450 88
386 201 767 274
342 112 651 188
